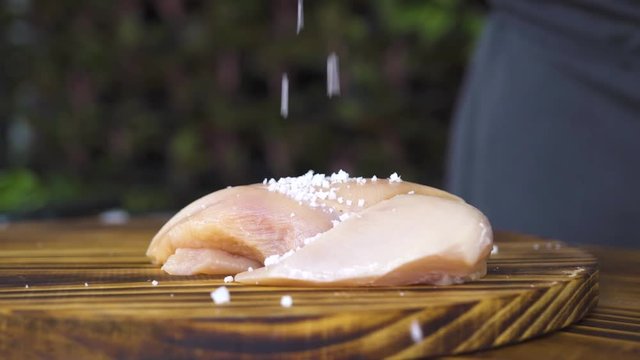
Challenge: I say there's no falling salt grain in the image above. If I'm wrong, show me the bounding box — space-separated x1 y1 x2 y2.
223 276 234 283
210 286 230 305
84 282 89 287
327 52 341 97
290 212 296 218
151 280 159 286
296 0 304 34
357 199 365 207
410 320 423 343
280 295 293 308
25 284 29 289
281 73 289 118
491 245 499 255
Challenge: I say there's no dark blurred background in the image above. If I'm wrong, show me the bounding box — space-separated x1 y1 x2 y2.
0 0 486 219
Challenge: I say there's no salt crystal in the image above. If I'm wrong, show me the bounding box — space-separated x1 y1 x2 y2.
248 267 254 272
84 282 89 287
280 249 295 261
223 276 234 283
25 284 29 289
296 0 304 34
371 175 378 182
491 245 499 255
357 199 365 207
281 73 289 118
210 286 230 304
290 212 295 218
327 52 341 97
303 233 322 245
410 320 423 343
337 197 344 204
264 255 279 266
151 280 159 286
262 178 268 185
280 295 293 308
346 200 352 206
389 172 402 183
407 191 415 195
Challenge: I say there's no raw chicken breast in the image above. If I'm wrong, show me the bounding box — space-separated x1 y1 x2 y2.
147 171 462 275
161 248 261 275
235 194 492 286
147 185 335 267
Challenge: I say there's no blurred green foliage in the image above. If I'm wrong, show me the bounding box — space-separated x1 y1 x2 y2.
0 0 485 216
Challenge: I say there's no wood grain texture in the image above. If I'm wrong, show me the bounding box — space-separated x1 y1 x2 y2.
0 217 601 359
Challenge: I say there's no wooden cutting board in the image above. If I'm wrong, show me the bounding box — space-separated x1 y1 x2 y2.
0 217 598 359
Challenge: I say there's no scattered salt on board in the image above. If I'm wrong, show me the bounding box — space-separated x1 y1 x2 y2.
211 286 230 305
280 295 293 308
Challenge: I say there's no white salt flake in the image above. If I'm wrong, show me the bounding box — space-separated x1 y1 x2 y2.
327 52 341 97
303 233 322 245
357 199 365 207
281 73 289 118
248 267 254 272
223 276 234 283
346 199 353 206
290 212 296 218
389 172 402 183
371 175 378 182
296 0 304 34
84 282 89 287
264 255 279 266
210 286 230 305
407 191 415 195
491 245 499 255
280 295 293 308
337 197 344 204
151 280 159 286
410 319 423 343
25 284 29 289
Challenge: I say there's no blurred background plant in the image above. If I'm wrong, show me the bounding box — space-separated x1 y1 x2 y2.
0 0 486 218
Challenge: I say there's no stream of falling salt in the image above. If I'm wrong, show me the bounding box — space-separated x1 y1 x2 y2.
327 52 340 97
281 73 289 118
297 0 304 34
